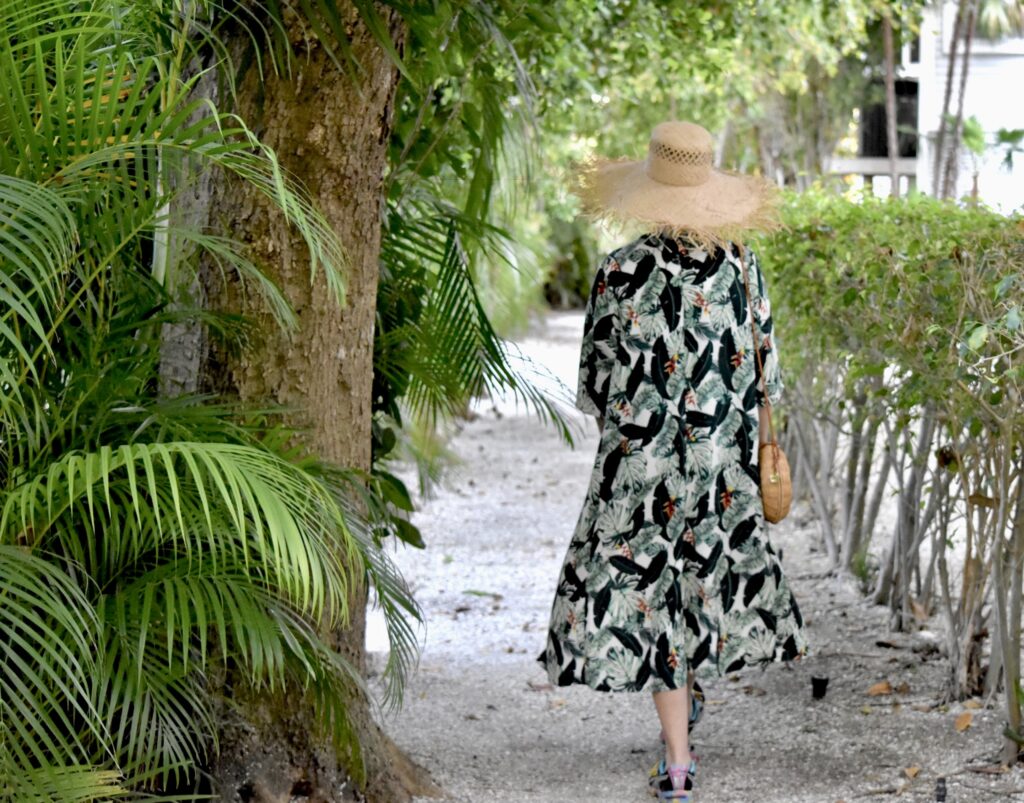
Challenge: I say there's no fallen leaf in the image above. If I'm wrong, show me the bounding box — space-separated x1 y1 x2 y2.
463 589 503 600
895 681 911 694
955 711 973 732
968 492 998 509
912 704 932 713
904 766 920 779
742 685 767 696
867 680 893 696
963 699 983 709
860 705 873 715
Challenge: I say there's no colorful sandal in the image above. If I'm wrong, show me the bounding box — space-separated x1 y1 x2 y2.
648 757 696 800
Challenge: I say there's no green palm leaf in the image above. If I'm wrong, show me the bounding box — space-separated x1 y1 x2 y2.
0 176 75 415
0 547 108 777
379 199 573 440
1 442 360 615
0 765 129 803
0 2 422 795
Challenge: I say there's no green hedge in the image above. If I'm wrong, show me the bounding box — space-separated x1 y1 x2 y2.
756 190 1024 428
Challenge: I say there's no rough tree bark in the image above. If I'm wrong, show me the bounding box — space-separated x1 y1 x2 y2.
934 0 968 195
942 0 978 199
196 3 436 801
882 11 899 197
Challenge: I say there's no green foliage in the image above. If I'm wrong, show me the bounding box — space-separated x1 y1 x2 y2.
961 115 987 157
756 190 1023 425
507 0 926 307
372 0 577 489
996 127 1024 170
849 546 877 594
0 2 419 795
755 190 1024 704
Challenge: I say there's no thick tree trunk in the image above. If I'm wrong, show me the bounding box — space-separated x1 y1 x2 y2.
198 4 436 801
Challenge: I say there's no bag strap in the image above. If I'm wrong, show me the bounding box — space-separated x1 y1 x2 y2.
737 245 778 449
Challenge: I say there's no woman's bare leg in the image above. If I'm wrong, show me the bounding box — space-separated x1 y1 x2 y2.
656 671 699 738
652 686 691 767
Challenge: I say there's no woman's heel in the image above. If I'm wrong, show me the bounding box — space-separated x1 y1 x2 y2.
648 757 696 800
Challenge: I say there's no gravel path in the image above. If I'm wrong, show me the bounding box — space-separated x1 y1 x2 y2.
369 312 1024 803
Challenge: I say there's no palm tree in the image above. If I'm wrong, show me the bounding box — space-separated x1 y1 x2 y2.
935 0 1024 197
0 1 418 796
174 2 574 793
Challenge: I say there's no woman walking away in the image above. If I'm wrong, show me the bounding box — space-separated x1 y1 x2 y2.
537 121 810 801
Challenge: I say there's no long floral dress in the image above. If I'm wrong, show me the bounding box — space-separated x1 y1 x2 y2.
538 233 809 692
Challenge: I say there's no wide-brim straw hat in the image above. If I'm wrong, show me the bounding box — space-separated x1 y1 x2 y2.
571 121 781 251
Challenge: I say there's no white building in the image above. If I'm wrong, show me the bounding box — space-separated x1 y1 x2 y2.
833 1 1024 212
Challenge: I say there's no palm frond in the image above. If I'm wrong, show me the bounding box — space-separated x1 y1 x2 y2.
324 467 422 711
165 227 297 330
0 547 107 778
0 764 129 803
0 1 425 795
1 442 360 617
0 176 75 410
378 196 574 442
0 15 346 316
94 569 365 784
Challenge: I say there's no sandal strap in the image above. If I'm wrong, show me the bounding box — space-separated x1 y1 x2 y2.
649 756 697 794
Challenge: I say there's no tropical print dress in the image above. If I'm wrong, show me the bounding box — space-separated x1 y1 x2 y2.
538 233 809 693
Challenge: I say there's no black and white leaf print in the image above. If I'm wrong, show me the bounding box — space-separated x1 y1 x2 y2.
660 277 683 332
743 569 767 608
609 555 643 575
540 235 807 693
610 626 645 657
690 341 713 387
635 551 668 591
730 516 757 550
719 328 738 391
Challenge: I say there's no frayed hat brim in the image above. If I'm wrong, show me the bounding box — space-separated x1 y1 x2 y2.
570 156 782 251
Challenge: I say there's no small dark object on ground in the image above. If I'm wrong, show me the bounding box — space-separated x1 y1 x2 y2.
935 776 946 801
811 675 829 699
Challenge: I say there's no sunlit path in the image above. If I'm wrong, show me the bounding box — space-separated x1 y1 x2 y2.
369 312 1023 803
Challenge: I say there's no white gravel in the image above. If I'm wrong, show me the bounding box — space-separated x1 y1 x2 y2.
368 311 1024 803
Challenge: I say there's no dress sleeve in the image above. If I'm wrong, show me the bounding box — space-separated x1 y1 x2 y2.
576 255 620 416
749 250 784 408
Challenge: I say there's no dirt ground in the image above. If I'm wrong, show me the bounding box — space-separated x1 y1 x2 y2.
368 312 1024 803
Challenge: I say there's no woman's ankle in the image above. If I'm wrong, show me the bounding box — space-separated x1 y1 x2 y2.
665 748 692 767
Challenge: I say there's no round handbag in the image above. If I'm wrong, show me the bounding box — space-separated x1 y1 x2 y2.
758 441 792 523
